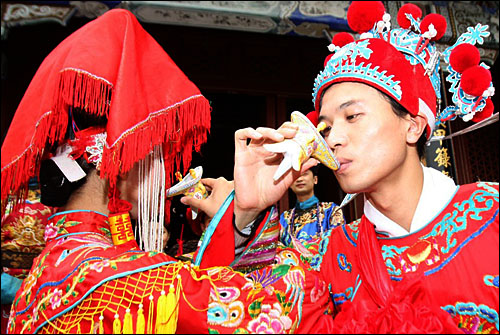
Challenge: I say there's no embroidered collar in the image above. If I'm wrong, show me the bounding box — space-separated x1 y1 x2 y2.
295 195 319 211
44 210 112 243
364 165 458 238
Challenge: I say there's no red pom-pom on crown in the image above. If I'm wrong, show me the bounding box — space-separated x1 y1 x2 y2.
449 43 480 73
306 111 319 126
332 32 355 48
347 1 385 34
461 65 492 97
420 13 447 41
472 98 494 123
397 3 422 29
324 54 334 68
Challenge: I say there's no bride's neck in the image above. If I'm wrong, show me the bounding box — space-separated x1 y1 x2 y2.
61 170 109 215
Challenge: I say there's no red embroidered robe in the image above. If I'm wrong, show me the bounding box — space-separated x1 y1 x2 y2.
8 210 332 334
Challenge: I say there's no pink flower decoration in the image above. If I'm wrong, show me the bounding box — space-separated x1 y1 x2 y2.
44 223 58 241
90 259 110 273
311 277 327 303
32 304 39 322
49 288 63 310
247 303 292 334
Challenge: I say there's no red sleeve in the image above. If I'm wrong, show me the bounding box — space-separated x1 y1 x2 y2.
196 200 237 268
193 196 273 269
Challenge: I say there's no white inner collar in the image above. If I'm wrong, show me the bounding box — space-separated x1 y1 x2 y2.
364 165 458 237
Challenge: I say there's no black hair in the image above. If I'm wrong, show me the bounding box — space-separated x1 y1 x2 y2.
309 164 319 176
39 158 90 207
318 85 427 158
39 107 107 207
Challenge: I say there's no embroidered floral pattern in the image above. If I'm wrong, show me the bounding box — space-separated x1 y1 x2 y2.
21 252 48 305
9 211 174 334
49 288 63 310
483 275 499 288
31 302 39 322
208 287 245 327
89 259 111 273
43 223 58 241
246 303 292 334
310 276 327 303
85 132 107 170
443 302 499 333
309 228 333 271
243 268 280 300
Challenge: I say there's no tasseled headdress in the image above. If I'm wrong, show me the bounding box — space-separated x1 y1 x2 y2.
1 9 211 250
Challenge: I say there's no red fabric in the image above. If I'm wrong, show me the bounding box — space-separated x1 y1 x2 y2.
176 223 185 256
461 65 492 96
203 183 498 333
306 111 319 126
107 186 132 215
323 53 334 68
186 207 204 236
1 9 211 213
329 216 461 333
67 126 106 162
449 43 480 73
331 276 461 333
195 202 274 269
472 98 494 122
357 215 392 307
195 201 237 268
8 210 333 334
347 1 385 34
318 182 499 333
397 4 422 29
332 32 354 48
9 211 174 333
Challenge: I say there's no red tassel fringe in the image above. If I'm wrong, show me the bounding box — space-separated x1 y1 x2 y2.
2 69 211 220
2 70 113 215
100 95 211 223
56 69 112 118
1 110 67 215
100 95 211 186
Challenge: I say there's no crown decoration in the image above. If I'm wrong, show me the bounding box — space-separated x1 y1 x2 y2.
166 166 208 219
321 38 403 96
313 1 495 139
439 24 495 124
